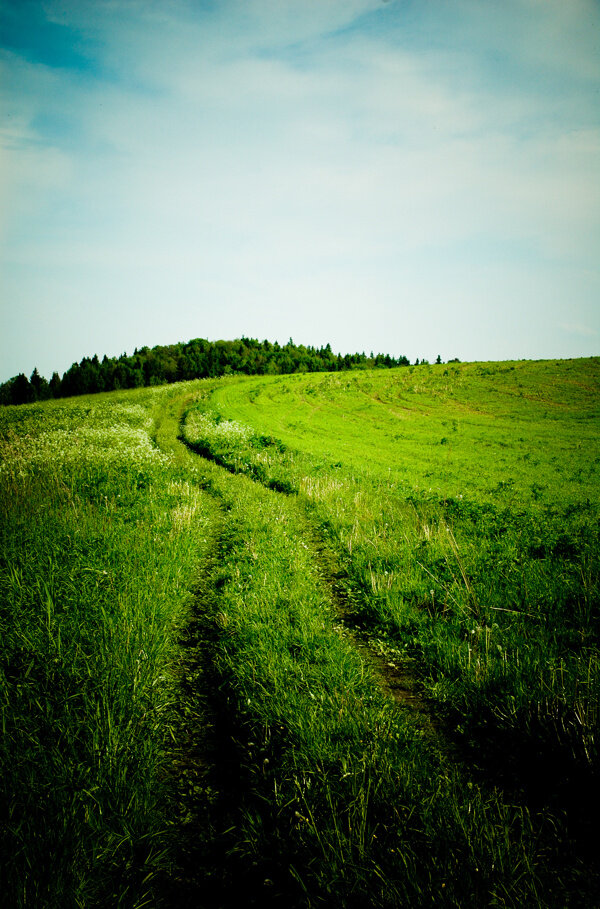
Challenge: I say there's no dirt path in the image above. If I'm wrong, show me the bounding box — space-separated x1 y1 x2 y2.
171 390 443 742
157 510 229 906
291 510 447 749
152 393 252 907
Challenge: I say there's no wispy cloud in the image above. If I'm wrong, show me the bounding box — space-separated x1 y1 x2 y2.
559 321 598 338
1 0 599 380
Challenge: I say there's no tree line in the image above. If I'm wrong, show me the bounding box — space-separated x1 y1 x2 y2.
0 337 412 406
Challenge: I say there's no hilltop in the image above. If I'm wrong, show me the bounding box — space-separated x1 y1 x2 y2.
0 336 413 406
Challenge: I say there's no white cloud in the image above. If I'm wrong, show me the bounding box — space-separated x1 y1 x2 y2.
559 322 598 338
1 0 599 380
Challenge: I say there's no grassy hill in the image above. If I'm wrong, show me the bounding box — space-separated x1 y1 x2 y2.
1 358 599 907
209 357 600 506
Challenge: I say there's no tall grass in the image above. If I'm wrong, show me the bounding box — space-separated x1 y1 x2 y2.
182 361 600 776
180 361 600 902
182 449 550 907
3 360 599 906
0 389 213 907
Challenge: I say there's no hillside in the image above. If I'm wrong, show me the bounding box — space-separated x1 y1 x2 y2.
210 357 600 507
1 358 599 907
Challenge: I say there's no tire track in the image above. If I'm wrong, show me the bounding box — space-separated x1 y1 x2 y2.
289 509 448 746
167 391 600 906
152 394 262 907
176 397 445 744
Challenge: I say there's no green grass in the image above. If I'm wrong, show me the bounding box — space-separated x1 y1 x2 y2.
176 433 550 907
208 358 600 508
184 359 600 774
180 358 600 904
2 358 599 906
0 386 215 907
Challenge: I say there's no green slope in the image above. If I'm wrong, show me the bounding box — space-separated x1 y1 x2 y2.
209 358 600 508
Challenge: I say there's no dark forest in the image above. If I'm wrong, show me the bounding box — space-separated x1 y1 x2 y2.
0 337 410 406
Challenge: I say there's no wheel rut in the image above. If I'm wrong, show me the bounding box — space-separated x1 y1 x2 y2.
154 390 600 907
152 395 261 906
293 513 446 743
157 519 232 907
175 396 444 743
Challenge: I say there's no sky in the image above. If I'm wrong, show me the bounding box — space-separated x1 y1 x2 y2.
1 0 599 382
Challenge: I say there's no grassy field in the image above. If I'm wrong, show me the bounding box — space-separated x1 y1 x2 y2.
0 385 220 906
1 358 599 906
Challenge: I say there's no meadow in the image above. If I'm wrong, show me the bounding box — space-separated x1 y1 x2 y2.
1 358 599 906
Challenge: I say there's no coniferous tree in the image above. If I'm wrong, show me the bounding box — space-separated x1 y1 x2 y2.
30 368 50 400
12 373 35 405
1 337 411 406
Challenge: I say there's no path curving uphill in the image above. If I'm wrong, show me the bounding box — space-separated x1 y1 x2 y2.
152 386 596 908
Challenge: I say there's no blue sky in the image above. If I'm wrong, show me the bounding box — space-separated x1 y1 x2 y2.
1 0 599 381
